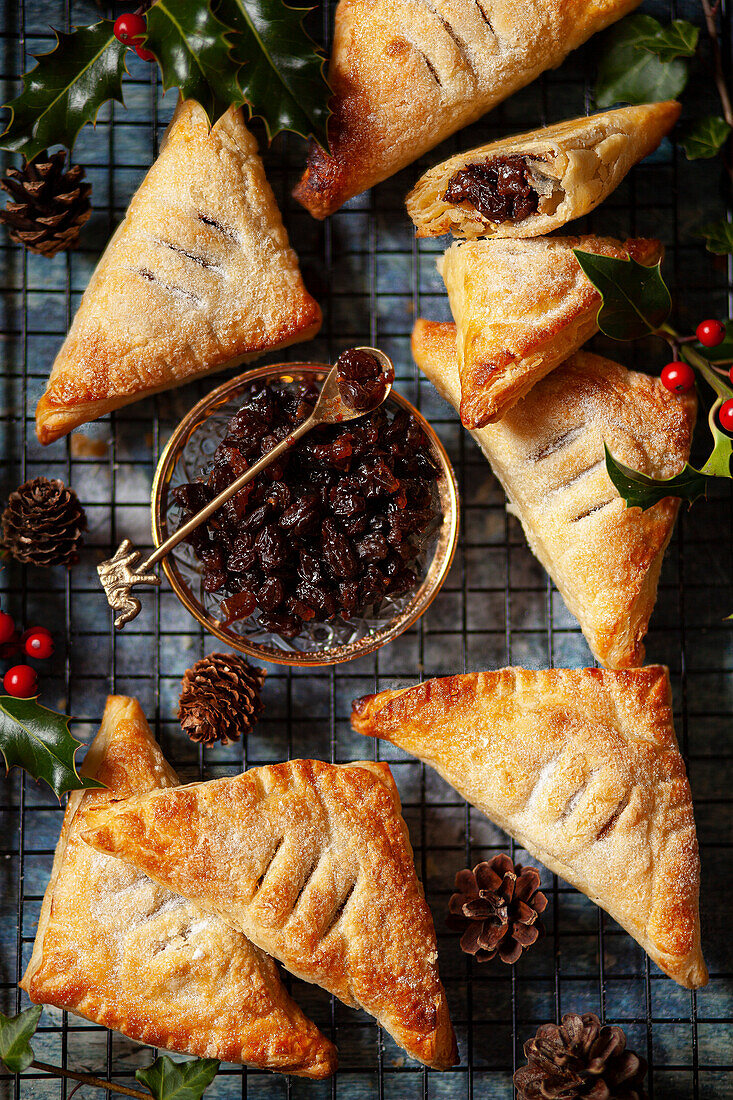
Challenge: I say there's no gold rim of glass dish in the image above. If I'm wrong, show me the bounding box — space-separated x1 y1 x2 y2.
151 362 459 666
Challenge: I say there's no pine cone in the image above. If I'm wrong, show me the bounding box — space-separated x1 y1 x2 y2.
447 853 547 964
179 653 266 745
2 477 87 567
514 1012 647 1100
0 150 91 257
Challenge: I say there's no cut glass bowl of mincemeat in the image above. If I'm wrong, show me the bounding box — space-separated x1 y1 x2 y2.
169 373 446 654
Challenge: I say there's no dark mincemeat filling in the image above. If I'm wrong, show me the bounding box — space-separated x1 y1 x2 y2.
443 155 540 223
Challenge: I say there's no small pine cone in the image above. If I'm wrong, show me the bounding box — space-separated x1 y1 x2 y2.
514 1012 647 1100
2 477 87 567
179 653 266 745
0 150 92 257
447 853 547 964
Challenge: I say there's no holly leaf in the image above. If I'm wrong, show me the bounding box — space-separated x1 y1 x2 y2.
604 445 709 509
680 115 731 160
215 0 330 145
1 22 128 159
136 1057 219 1100
145 0 246 125
700 400 733 477
573 249 671 340
635 18 699 62
595 15 689 107
0 696 104 800
700 216 733 254
0 1006 42 1074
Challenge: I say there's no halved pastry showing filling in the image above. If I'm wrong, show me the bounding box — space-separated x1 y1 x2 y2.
411 320 696 669
439 234 662 428
80 759 458 1072
21 696 337 1078
351 665 708 990
407 102 680 239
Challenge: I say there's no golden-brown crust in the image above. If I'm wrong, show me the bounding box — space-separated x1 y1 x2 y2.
294 0 643 218
81 758 458 1071
351 666 707 989
21 697 337 1078
36 100 322 446
407 102 680 238
439 235 662 428
411 320 696 669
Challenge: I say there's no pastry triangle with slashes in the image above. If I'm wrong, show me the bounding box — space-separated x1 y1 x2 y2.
21 697 337 1078
293 0 642 218
81 759 458 1071
438 235 662 427
352 665 708 990
412 320 695 668
407 102 680 238
36 99 321 445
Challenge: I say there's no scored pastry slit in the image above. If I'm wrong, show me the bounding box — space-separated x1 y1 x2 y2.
321 879 358 940
154 238 223 272
596 792 631 841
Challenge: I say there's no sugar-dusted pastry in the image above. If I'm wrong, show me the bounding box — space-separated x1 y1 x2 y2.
36 99 321 446
439 235 662 428
411 321 695 668
407 102 680 238
293 0 642 218
81 759 458 1071
21 697 337 1078
352 665 708 989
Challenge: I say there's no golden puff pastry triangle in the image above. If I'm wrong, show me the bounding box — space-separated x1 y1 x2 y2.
412 320 695 669
81 759 458 1071
293 0 643 218
351 665 708 989
21 696 337 1078
36 99 322 445
407 102 680 238
439 235 662 428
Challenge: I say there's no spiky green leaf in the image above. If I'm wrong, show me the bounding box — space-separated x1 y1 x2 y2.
0 1006 42 1074
215 0 330 144
680 115 731 160
0 696 104 800
700 216 733 254
573 250 671 340
700 400 733 478
604 445 709 509
136 1057 220 1100
1 22 128 159
145 0 246 126
635 18 699 62
595 15 689 107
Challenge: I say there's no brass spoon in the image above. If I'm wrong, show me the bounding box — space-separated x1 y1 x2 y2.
97 347 395 629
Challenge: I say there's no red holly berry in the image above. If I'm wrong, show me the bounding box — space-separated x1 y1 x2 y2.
696 319 726 348
113 12 146 45
718 398 733 435
0 611 15 645
135 44 155 62
728 365 733 386
661 361 695 394
24 628 54 660
4 664 38 698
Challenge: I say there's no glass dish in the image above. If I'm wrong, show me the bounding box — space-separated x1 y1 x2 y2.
151 362 459 666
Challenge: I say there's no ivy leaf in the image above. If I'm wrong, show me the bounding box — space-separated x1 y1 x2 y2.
680 115 731 159
0 1006 42 1074
595 15 689 107
145 0 246 126
136 1057 220 1100
215 0 330 145
700 216 733 254
604 445 709 509
1 22 128 159
573 249 671 340
0 696 104 800
635 18 699 62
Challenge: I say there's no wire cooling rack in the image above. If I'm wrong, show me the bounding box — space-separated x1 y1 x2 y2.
1 0 732 1097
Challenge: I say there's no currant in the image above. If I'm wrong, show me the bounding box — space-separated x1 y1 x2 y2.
4 664 38 698
661 361 695 394
696 319 726 348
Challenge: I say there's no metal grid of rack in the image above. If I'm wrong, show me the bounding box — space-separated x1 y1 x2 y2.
1 0 731 1097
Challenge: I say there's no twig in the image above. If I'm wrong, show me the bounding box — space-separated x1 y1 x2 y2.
701 0 733 186
30 1061 151 1100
